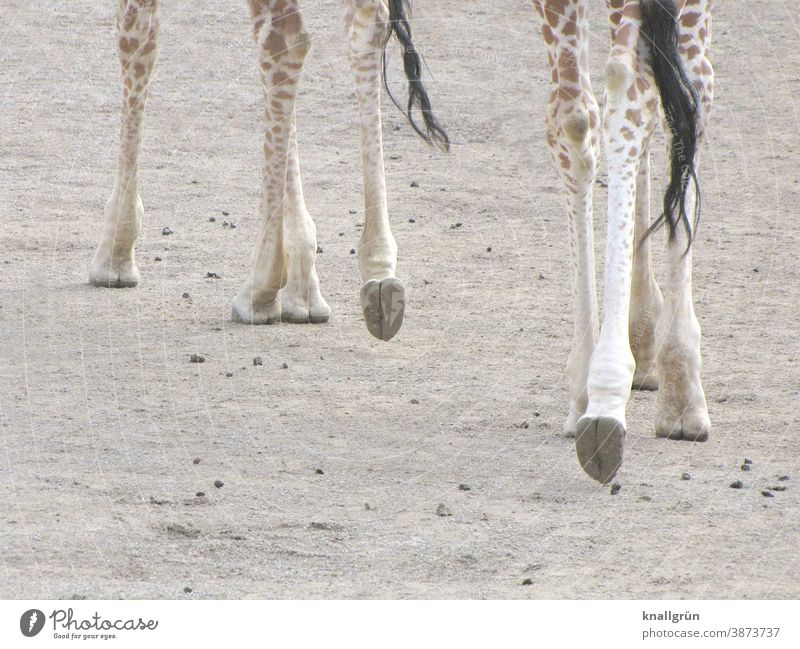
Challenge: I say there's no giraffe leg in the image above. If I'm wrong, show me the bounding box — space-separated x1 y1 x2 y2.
232 0 311 324
90 0 159 288
575 7 660 483
278 115 331 323
629 148 663 391
654 0 713 441
533 0 600 436
345 0 404 342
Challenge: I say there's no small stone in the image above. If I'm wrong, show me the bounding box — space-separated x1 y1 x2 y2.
315 468 324 475
214 479 224 489
410 180 419 188
339 232 345 237
182 292 190 299
458 483 471 491
610 483 622 495
206 272 221 279
282 362 289 369
435 503 452 517
410 398 419 404
743 458 753 465
229 222 236 229
761 490 774 498
195 492 204 497
209 216 216 222
680 472 691 481
741 463 751 472
225 372 233 377
519 421 530 429
162 226 173 235
192 458 201 465
753 267 759 273
221 211 229 216
253 356 263 366
349 209 358 215
486 246 492 252
154 256 162 262
222 221 229 227
364 503 372 510
730 480 744 489
316 245 324 253
408 218 416 223
189 354 205 363
521 578 533 586
778 475 790 481
183 587 193 593
769 486 787 492
539 273 546 280
350 248 356 255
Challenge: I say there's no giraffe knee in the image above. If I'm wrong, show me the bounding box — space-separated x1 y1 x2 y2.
561 109 591 146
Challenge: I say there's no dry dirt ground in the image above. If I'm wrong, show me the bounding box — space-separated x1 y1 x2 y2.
1 1 799 599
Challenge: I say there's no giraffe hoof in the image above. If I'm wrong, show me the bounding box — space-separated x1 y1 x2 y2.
655 413 710 442
231 295 281 325
575 416 626 484
632 369 659 391
280 291 331 324
360 278 405 341
89 261 139 288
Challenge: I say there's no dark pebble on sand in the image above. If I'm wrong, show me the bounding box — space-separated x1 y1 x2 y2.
183 587 192 593
222 211 229 216
435 503 452 517
522 578 533 586
209 216 216 222
349 209 358 215
253 356 263 366
282 362 289 369
193 458 201 465
778 476 790 481
680 472 691 481
730 480 744 489
769 486 787 492
610 483 621 495
162 227 173 235
350 248 356 255
214 480 224 489
408 218 416 223
206 272 221 279
182 292 190 298
410 180 419 188
317 245 324 253
189 354 205 363
458 483 471 491
519 421 530 429
410 398 419 404
195 492 204 497
315 469 324 475
743 458 753 465
761 490 774 498
154 256 162 261
741 464 751 472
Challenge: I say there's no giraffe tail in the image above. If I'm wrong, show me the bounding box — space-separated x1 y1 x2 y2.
640 0 701 249
383 0 450 151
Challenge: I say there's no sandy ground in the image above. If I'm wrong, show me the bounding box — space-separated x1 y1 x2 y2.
1 0 799 599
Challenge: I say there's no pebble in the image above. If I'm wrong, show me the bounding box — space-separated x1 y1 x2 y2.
350 248 356 255
435 503 452 517
769 486 787 492
225 372 233 378
487 246 492 252
410 180 419 188
408 218 416 223
214 480 224 489
458 483 471 491
539 273 546 280
189 354 205 363
741 464 751 472
315 469 324 475
282 362 289 369
730 480 744 489
610 483 621 495
778 476 790 481
761 490 774 498
410 398 419 404
519 421 530 429
349 209 358 215
206 272 221 279
193 458 201 465
253 356 264 366
743 458 753 465
154 256 162 262
680 472 691 481
222 211 229 216
522 578 533 586
195 492 204 497
183 587 192 593
317 245 324 253
209 216 216 222
182 292 190 299
162 227 173 235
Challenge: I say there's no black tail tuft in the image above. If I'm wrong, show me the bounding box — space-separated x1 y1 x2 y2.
640 0 701 249
383 0 449 151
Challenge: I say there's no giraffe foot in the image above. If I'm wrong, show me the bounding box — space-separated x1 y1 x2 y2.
280 288 331 324
89 256 139 288
575 416 626 484
655 406 710 442
360 278 405 341
231 291 281 325
632 366 659 391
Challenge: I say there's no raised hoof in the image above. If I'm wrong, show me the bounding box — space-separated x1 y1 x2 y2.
89 263 139 289
360 278 405 342
575 416 626 484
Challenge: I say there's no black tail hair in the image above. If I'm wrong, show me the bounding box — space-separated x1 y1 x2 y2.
383 0 450 151
640 0 701 250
